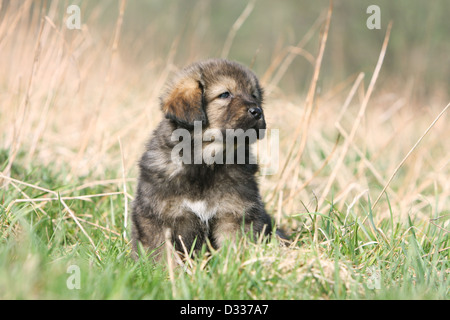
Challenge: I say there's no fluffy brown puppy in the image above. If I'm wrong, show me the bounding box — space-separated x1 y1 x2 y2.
131 58 283 260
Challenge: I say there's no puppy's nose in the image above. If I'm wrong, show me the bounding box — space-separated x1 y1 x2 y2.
248 107 262 120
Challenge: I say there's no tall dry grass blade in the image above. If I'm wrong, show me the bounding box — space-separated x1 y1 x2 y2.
313 21 393 242
178 235 194 272
3 15 45 183
335 72 365 124
333 121 397 209
221 0 256 59
429 215 450 234
9 181 50 218
1 173 101 261
11 192 124 204
317 72 366 210
0 173 54 195
277 190 283 226
0 0 33 49
119 138 129 241
27 15 82 162
164 228 178 297
371 101 450 210
73 0 127 175
261 11 325 88
268 1 333 203
59 198 102 261
319 22 392 209
62 178 135 194
282 133 341 206
106 0 127 84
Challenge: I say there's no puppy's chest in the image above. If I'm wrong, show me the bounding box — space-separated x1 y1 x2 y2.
182 199 218 223
163 166 258 222
180 190 252 223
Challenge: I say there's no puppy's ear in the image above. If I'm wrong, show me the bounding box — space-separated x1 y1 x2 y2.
161 75 206 128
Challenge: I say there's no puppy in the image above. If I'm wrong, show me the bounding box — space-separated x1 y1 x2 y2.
131 59 283 260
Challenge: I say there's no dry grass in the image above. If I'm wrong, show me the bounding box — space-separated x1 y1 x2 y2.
1 1 449 228
0 1 448 299
1 0 449 235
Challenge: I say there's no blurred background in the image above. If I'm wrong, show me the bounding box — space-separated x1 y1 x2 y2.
81 0 449 100
2 0 448 99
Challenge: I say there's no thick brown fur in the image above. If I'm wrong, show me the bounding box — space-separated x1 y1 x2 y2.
131 59 283 261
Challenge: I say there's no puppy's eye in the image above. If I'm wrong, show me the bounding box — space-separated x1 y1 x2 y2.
252 94 258 99
218 92 231 99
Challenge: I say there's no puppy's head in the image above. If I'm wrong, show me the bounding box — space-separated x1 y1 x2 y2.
161 59 265 136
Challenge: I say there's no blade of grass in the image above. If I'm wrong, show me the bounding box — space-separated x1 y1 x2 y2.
314 21 393 243
371 101 450 210
221 0 256 58
268 1 333 203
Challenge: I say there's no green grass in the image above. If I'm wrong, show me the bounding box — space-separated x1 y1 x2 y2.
1 151 448 299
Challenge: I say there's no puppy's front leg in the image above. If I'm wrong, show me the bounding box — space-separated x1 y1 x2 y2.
210 211 272 248
170 213 209 253
132 206 209 260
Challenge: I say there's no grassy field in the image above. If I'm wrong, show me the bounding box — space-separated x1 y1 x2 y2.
0 1 449 300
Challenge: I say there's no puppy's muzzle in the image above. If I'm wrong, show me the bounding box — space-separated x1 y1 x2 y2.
248 107 262 120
